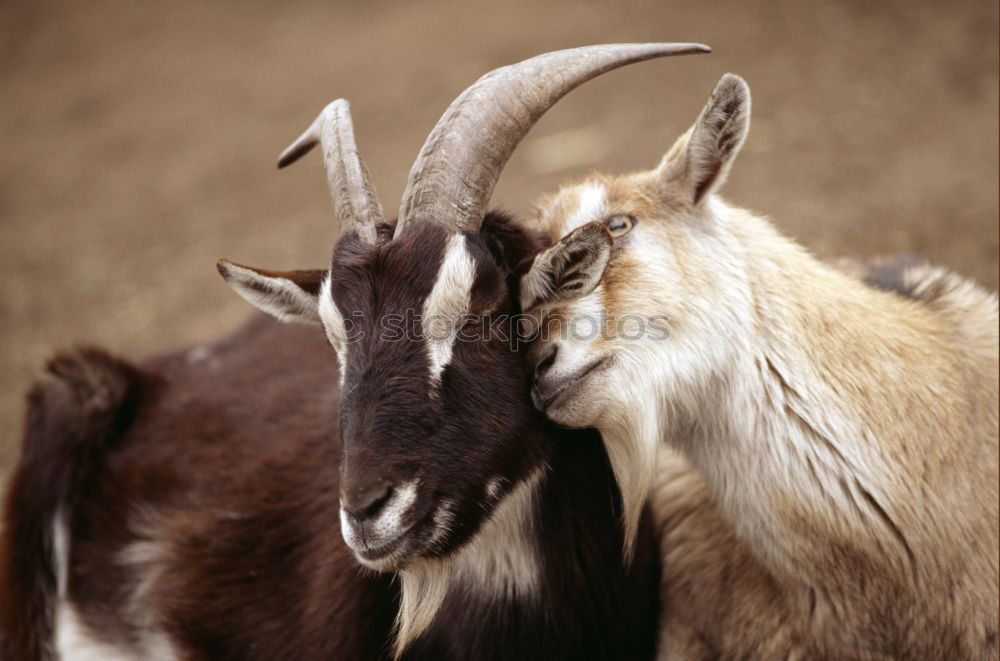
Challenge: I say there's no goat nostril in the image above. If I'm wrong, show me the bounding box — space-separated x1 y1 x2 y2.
535 344 558 379
344 483 393 521
363 485 392 518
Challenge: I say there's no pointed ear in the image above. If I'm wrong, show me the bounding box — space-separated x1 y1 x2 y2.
657 73 750 205
217 259 327 324
520 222 612 311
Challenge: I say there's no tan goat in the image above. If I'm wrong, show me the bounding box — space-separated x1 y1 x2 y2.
518 74 999 659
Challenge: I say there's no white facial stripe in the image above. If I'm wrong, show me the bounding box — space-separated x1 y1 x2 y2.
422 234 477 385
563 183 607 232
318 277 346 347
223 263 320 324
318 277 348 384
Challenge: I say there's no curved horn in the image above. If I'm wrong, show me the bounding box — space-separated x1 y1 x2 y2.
277 99 384 245
395 42 710 238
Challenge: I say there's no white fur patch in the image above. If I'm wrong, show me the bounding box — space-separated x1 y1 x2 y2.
116 533 170 636
56 604 139 661
593 377 664 560
485 477 503 500
563 183 607 232
378 480 419 539
52 513 179 661
318 276 349 384
421 234 476 385
451 470 541 597
53 509 69 597
394 469 543 656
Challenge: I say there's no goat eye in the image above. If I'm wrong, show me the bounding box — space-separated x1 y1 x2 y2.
606 214 635 238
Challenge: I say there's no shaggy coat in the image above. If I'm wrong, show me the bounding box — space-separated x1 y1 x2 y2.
0 214 661 661
520 74 999 659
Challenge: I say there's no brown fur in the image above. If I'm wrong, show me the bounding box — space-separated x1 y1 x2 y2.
1 214 663 661
0 318 399 660
0 349 151 660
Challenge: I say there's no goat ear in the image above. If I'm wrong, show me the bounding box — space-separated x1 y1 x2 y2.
657 73 750 205
217 259 327 324
520 222 612 311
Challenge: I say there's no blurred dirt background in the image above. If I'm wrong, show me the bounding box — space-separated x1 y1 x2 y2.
1 0 997 476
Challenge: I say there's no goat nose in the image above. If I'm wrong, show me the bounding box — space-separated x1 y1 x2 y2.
341 480 393 521
533 343 559 380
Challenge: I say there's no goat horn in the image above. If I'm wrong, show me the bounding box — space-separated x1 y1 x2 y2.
277 99 384 245
395 42 710 238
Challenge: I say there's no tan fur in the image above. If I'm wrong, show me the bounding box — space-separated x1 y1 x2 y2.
526 76 999 659
651 449 816 659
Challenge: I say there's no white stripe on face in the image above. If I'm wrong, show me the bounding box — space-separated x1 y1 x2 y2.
318 276 349 385
422 234 477 385
563 183 608 233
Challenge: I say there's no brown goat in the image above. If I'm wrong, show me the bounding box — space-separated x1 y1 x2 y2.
0 44 716 660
